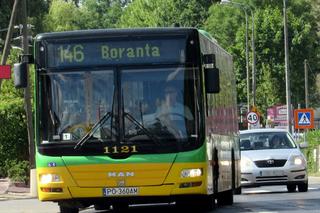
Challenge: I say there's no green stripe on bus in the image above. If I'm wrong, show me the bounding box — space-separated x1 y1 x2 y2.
36 143 206 168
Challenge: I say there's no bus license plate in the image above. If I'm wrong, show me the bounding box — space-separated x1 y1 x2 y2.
103 187 139 196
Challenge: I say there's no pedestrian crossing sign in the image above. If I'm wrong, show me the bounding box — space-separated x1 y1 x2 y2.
294 109 314 129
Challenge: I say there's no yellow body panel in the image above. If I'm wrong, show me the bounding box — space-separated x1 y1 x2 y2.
37 162 209 201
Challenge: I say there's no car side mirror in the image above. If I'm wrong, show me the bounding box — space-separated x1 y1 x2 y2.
299 142 308 149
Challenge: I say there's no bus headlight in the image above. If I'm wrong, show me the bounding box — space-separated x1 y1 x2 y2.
39 174 61 184
180 168 202 178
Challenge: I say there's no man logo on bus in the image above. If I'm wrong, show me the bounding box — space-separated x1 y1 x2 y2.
108 172 135 177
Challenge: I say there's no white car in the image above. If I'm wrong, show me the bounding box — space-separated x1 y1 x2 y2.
239 128 308 192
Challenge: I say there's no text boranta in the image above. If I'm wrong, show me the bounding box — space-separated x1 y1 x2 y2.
101 44 161 60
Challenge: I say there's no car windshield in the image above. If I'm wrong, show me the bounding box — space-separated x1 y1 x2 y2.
239 131 297 150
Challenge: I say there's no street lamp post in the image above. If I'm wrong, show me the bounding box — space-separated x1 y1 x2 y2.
220 0 256 110
283 0 292 133
247 6 256 107
220 0 251 112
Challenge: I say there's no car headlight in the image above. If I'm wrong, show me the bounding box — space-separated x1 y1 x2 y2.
180 168 202 178
39 174 61 184
291 155 306 166
241 156 254 170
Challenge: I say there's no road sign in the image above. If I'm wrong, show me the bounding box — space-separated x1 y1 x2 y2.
246 111 259 124
294 109 314 129
0 65 11 79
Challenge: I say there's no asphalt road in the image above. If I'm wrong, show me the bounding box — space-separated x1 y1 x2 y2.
1 177 320 213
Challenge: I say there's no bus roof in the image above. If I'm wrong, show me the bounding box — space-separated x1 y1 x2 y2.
198 29 217 43
35 27 199 41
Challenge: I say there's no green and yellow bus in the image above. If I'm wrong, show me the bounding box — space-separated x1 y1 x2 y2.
15 28 240 212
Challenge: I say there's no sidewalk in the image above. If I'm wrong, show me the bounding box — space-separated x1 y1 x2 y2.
0 178 33 200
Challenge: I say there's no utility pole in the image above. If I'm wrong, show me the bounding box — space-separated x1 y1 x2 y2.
21 0 37 197
304 59 309 108
0 0 20 92
251 9 256 107
244 9 250 113
283 0 292 133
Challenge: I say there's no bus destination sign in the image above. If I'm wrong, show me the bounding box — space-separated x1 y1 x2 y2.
46 38 186 68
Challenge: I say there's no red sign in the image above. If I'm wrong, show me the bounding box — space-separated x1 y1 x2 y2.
294 109 314 129
0 65 11 79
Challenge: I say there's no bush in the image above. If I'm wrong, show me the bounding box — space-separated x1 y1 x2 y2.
0 99 29 178
6 160 30 184
303 130 320 173
0 49 31 178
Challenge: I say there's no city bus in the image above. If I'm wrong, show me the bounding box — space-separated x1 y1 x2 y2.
14 28 240 212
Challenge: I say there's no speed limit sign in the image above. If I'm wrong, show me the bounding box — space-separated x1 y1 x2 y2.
246 111 259 124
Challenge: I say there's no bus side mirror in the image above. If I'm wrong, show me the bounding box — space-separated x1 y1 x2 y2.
14 62 28 88
205 67 220 93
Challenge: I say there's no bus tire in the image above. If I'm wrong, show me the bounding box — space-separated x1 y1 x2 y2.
231 149 241 195
176 196 215 211
217 189 233 206
112 202 129 212
59 206 79 213
234 186 242 195
201 195 215 210
94 203 111 210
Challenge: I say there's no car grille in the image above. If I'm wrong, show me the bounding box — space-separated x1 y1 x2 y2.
256 176 288 182
254 159 287 168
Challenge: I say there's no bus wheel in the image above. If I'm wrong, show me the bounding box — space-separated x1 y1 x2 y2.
217 189 233 206
234 186 242 195
112 202 129 212
176 196 215 211
94 203 111 210
59 206 79 213
200 195 215 210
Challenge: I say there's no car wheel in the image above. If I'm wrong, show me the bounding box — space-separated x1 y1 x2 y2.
298 181 308 192
287 184 296 192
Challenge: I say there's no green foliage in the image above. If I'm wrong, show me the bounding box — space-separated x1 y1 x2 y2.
0 99 28 177
304 130 320 173
204 0 319 115
44 0 81 32
78 0 125 29
0 49 29 178
5 160 30 184
118 0 212 28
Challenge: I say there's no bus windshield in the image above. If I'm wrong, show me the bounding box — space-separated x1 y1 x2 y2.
39 66 197 146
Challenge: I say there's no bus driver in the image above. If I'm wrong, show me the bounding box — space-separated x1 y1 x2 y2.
155 85 193 137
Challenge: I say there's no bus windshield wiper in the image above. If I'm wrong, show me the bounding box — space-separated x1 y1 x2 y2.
74 112 112 150
124 112 161 145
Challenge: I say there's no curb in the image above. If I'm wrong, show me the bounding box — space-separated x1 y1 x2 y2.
0 193 34 200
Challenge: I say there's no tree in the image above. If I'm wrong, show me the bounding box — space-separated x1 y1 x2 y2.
78 0 126 29
0 49 29 177
44 0 81 32
204 0 319 117
118 0 214 28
